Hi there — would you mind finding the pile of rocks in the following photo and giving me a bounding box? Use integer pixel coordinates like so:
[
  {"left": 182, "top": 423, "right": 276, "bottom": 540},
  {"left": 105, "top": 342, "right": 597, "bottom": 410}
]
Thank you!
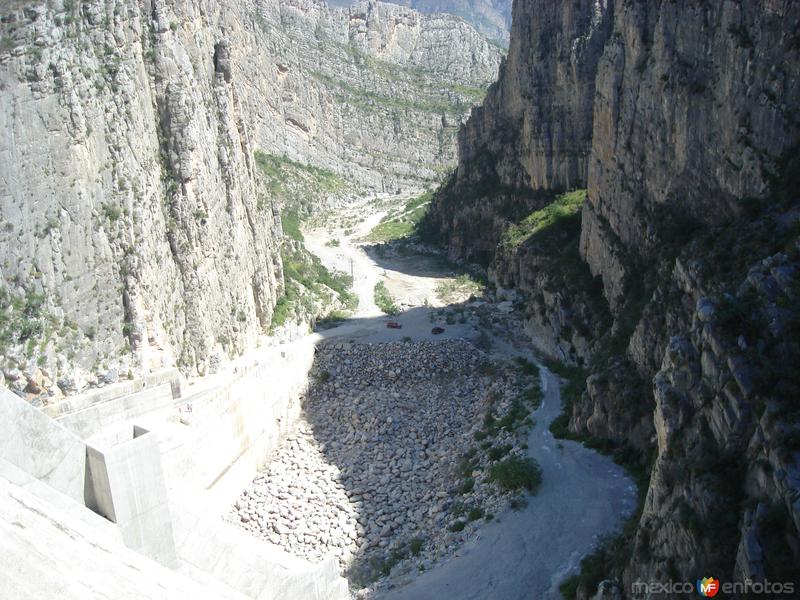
[{"left": 228, "top": 338, "right": 537, "bottom": 587}]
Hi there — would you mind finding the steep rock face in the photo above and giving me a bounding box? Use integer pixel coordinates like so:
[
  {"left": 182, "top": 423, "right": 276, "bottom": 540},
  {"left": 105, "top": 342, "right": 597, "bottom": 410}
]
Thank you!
[
  {"left": 327, "top": 0, "right": 513, "bottom": 46},
  {"left": 0, "top": 0, "right": 501, "bottom": 395},
  {"left": 0, "top": 0, "right": 284, "bottom": 386},
  {"left": 424, "top": 0, "right": 612, "bottom": 265},
  {"left": 458, "top": 0, "right": 611, "bottom": 191},
  {"left": 582, "top": 0, "right": 800, "bottom": 310},
  {"left": 425, "top": 0, "right": 800, "bottom": 592},
  {"left": 260, "top": 0, "right": 502, "bottom": 190}
]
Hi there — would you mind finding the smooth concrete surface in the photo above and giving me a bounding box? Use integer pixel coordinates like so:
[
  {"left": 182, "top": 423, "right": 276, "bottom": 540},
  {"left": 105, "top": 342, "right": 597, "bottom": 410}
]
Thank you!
[
  {"left": 42, "top": 367, "right": 183, "bottom": 419},
  {"left": 57, "top": 382, "right": 176, "bottom": 439},
  {"left": 143, "top": 337, "right": 318, "bottom": 513},
  {"left": 0, "top": 471, "right": 246, "bottom": 600},
  {"left": 173, "top": 501, "right": 349, "bottom": 600},
  {"left": 0, "top": 386, "right": 87, "bottom": 503},
  {"left": 0, "top": 457, "right": 120, "bottom": 540},
  {"left": 85, "top": 427, "right": 177, "bottom": 567}
]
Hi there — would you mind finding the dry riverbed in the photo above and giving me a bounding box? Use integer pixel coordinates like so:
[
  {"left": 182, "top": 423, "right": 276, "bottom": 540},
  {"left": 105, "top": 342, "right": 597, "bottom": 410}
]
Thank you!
[{"left": 227, "top": 338, "right": 542, "bottom": 591}]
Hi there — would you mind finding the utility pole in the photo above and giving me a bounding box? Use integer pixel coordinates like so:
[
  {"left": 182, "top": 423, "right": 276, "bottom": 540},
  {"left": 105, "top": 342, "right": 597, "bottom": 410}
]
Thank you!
[{"left": 350, "top": 257, "right": 354, "bottom": 281}]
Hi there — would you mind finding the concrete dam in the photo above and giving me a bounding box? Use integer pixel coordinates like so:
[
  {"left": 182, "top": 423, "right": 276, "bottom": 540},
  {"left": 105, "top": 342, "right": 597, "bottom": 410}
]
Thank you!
[{"left": 1, "top": 335, "right": 349, "bottom": 600}]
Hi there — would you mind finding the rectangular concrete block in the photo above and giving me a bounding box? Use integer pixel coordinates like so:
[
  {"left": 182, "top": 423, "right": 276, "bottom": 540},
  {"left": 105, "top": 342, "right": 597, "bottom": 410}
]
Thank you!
[
  {"left": 85, "top": 427, "right": 177, "bottom": 568},
  {"left": 58, "top": 383, "right": 176, "bottom": 439},
  {"left": 0, "top": 387, "right": 86, "bottom": 503}
]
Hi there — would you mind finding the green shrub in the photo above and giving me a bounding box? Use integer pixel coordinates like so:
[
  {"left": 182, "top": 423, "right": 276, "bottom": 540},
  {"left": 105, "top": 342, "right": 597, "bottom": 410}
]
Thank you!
[
  {"left": 501, "top": 190, "right": 587, "bottom": 249},
  {"left": 467, "top": 506, "right": 484, "bottom": 521},
  {"left": 102, "top": 203, "right": 121, "bottom": 222},
  {"left": 362, "top": 191, "right": 432, "bottom": 242},
  {"left": 410, "top": 538, "right": 424, "bottom": 556},
  {"left": 281, "top": 211, "right": 304, "bottom": 242},
  {"left": 488, "top": 444, "right": 512, "bottom": 461},
  {"left": 449, "top": 520, "right": 466, "bottom": 532},
  {"left": 488, "top": 456, "right": 542, "bottom": 493},
  {"left": 374, "top": 281, "right": 400, "bottom": 315},
  {"left": 458, "top": 477, "right": 475, "bottom": 494}
]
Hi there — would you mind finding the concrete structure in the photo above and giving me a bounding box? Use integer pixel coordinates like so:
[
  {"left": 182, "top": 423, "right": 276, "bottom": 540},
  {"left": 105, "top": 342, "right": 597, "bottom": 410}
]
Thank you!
[
  {"left": 0, "top": 338, "right": 349, "bottom": 600},
  {"left": 85, "top": 425, "right": 177, "bottom": 567},
  {"left": 0, "top": 461, "right": 248, "bottom": 600},
  {"left": 0, "top": 386, "right": 87, "bottom": 502}
]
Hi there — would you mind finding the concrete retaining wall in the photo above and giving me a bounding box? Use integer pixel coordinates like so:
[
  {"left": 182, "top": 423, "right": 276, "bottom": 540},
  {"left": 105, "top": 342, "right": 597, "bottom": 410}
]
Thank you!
[
  {"left": 58, "top": 382, "right": 176, "bottom": 439},
  {"left": 85, "top": 426, "right": 177, "bottom": 567},
  {"left": 42, "top": 368, "right": 183, "bottom": 419},
  {"left": 0, "top": 387, "right": 87, "bottom": 503},
  {"left": 157, "top": 338, "right": 318, "bottom": 511}
]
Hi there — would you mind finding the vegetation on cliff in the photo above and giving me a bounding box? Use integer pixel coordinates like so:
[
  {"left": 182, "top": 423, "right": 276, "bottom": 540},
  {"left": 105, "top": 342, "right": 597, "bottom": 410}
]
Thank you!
[
  {"left": 362, "top": 191, "right": 433, "bottom": 242},
  {"left": 501, "top": 190, "right": 587, "bottom": 249}
]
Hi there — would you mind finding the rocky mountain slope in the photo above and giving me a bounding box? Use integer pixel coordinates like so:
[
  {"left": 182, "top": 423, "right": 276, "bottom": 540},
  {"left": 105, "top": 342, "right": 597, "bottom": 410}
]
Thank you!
[
  {"left": 0, "top": 0, "right": 501, "bottom": 399},
  {"left": 423, "top": 0, "right": 800, "bottom": 594},
  {"left": 327, "top": 0, "right": 512, "bottom": 46}
]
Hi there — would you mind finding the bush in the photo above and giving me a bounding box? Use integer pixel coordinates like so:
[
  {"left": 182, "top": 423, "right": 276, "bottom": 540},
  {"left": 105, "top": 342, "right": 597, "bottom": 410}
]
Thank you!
[
  {"left": 362, "top": 191, "right": 432, "bottom": 242},
  {"left": 374, "top": 281, "right": 400, "bottom": 315},
  {"left": 488, "top": 456, "right": 542, "bottom": 493},
  {"left": 458, "top": 477, "right": 475, "bottom": 494},
  {"left": 467, "top": 506, "right": 484, "bottom": 521},
  {"left": 449, "top": 520, "right": 466, "bottom": 532},
  {"left": 410, "top": 538, "right": 423, "bottom": 556},
  {"left": 501, "top": 190, "right": 587, "bottom": 249},
  {"left": 281, "top": 211, "right": 304, "bottom": 242},
  {"left": 488, "top": 444, "right": 512, "bottom": 461}
]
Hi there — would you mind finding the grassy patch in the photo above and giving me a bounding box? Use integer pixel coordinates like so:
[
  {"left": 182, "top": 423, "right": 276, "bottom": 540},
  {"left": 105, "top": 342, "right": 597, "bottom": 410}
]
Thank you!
[
  {"left": 501, "top": 189, "right": 587, "bottom": 249},
  {"left": 254, "top": 150, "right": 349, "bottom": 216},
  {"left": 488, "top": 456, "right": 542, "bottom": 493},
  {"left": 458, "top": 477, "right": 475, "bottom": 494},
  {"left": 435, "top": 274, "right": 484, "bottom": 303},
  {"left": 543, "top": 357, "right": 589, "bottom": 439},
  {"left": 449, "top": 520, "right": 466, "bottom": 532},
  {"left": 270, "top": 248, "right": 358, "bottom": 331},
  {"left": 316, "top": 310, "right": 350, "bottom": 329},
  {"left": 281, "top": 211, "right": 304, "bottom": 242},
  {"left": 410, "top": 537, "right": 424, "bottom": 556},
  {"left": 488, "top": 444, "right": 512, "bottom": 461},
  {"left": 374, "top": 281, "right": 400, "bottom": 315},
  {"left": 467, "top": 506, "right": 485, "bottom": 521},
  {"left": 362, "top": 192, "right": 432, "bottom": 242}
]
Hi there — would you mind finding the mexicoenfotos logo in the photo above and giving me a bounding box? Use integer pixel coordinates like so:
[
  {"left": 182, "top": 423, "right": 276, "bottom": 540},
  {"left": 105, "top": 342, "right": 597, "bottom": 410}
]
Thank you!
[
  {"left": 633, "top": 577, "right": 794, "bottom": 596},
  {"left": 697, "top": 577, "right": 720, "bottom": 597}
]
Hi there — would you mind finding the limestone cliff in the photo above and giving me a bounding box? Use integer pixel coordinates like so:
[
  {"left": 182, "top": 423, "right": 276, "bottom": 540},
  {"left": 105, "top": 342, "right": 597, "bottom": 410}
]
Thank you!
[
  {"left": 328, "top": 0, "right": 513, "bottom": 46},
  {"left": 424, "top": 0, "right": 800, "bottom": 593},
  {"left": 0, "top": 0, "right": 501, "bottom": 398}
]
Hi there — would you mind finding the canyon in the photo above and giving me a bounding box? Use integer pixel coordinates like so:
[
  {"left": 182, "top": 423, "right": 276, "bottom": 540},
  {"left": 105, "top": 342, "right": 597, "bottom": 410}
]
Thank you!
[
  {"left": 423, "top": 0, "right": 800, "bottom": 596},
  {"left": 1, "top": 0, "right": 799, "bottom": 599},
  {"left": 0, "top": 0, "right": 501, "bottom": 394}
]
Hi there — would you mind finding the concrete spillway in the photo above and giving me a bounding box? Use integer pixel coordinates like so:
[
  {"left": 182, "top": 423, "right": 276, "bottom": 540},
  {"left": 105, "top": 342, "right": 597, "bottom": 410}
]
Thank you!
[{"left": 0, "top": 335, "right": 349, "bottom": 600}]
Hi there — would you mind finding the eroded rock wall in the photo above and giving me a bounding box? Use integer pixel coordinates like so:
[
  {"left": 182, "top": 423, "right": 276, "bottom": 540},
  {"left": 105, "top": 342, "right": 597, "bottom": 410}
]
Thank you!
[
  {"left": 425, "top": 0, "right": 800, "bottom": 592},
  {"left": 0, "top": 0, "right": 501, "bottom": 395}
]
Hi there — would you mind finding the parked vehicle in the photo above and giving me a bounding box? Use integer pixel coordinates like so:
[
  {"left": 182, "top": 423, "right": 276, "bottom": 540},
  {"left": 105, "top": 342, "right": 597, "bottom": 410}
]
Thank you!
[
  {"left": 386, "top": 321, "right": 402, "bottom": 329},
  {"left": 431, "top": 326, "right": 445, "bottom": 335}
]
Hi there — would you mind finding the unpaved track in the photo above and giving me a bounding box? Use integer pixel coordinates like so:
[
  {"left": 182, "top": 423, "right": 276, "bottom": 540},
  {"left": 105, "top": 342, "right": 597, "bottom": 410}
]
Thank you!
[{"left": 302, "top": 200, "right": 638, "bottom": 599}]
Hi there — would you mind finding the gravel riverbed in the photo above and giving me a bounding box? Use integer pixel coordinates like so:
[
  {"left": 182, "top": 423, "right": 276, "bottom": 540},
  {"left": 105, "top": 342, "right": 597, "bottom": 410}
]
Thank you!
[{"left": 227, "top": 338, "right": 540, "bottom": 589}]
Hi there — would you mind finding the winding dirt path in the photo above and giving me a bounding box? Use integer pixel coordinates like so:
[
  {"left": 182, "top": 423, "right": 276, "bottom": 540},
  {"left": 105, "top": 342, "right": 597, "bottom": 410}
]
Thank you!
[{"left": 301, "top": 200, "right": 638, "bottom": 599}]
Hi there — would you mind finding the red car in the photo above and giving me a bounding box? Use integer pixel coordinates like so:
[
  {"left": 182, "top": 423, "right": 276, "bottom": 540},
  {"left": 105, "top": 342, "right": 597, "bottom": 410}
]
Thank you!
[{"left": 386, "top": 321, "right": 402, "bottom": 329}]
